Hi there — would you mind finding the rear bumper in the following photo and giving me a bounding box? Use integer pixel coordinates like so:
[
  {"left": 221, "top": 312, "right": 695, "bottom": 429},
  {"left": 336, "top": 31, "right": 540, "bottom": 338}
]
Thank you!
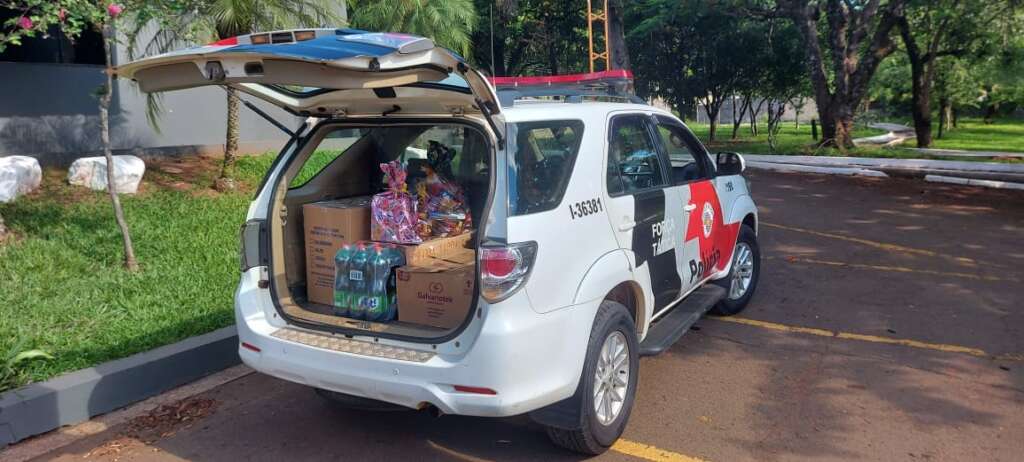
[{"left": 234, "top": 269, "right": 600, "bottom": 417}]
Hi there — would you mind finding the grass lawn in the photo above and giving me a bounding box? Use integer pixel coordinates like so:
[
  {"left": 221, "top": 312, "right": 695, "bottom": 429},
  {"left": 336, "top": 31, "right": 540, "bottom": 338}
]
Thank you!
[
  {"left": 928, "top": 118, "right": 1024, "bottom": 153},
  {"left": 0, "top": 153, "right": 282, "bottom": 392},
  {"left": 685, "top": 118, "right": 1024, "bottom": 159}
]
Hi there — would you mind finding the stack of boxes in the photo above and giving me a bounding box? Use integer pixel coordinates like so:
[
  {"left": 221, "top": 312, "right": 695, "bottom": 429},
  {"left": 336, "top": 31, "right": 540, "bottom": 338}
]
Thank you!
[{"left": 303, "top": 198, "right": 474, "bottom": 329}]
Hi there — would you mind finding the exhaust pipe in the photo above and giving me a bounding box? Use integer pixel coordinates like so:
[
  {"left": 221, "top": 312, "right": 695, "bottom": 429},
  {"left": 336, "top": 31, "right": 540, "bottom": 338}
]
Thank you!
[{"left": 423, "top": 403, "right": 445, "bottom": 418}]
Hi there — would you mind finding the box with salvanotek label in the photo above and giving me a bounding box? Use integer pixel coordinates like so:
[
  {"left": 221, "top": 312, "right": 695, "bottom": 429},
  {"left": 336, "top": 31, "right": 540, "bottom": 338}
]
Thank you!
[{"left": 396, "top": 249, "right": 475, "bottom": 329}]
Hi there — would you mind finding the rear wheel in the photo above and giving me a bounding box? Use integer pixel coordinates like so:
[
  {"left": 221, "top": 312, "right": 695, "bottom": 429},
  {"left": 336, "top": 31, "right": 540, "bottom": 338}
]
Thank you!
[
  {"left": 711, "top": 224, "right": 760, "bottom": 316},
  {"left": 546, "top": 300, "right": 639, "bottom": 455}
]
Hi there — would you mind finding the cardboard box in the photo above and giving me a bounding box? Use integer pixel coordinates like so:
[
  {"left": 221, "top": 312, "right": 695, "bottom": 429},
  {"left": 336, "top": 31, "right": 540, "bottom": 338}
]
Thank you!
[
  {"left": 387, "top": 231, "right": 473, "bottom": 267},
  {"left": 396, "top": 255, "right": 475, "bottom": 329},
  {"left": 303, "top": 197, "right": 371, "bottom": 306}
]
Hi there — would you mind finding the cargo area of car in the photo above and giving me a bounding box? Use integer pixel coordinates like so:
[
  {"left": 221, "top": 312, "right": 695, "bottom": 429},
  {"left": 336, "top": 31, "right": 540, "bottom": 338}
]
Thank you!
[{"left": 266, "top": 121, "right": 492, "bottom": 340}]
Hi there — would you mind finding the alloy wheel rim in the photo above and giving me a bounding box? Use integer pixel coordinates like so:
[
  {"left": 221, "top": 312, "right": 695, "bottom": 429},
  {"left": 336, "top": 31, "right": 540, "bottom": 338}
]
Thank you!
[
  {"left": 728, "top": 242, "right": 755, "bottom": 300},
  {"left": 593, "top": 330, "right": 630, "bottom": 426}
]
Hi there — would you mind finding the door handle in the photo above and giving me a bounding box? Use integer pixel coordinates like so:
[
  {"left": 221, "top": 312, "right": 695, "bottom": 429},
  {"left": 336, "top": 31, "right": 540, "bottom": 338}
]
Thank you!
[
  {"left": 618, "top": 221, "right": 637, "bottom": 231},
  {"left": 683, "top": 203, "right": 697, "bottom": 212}
]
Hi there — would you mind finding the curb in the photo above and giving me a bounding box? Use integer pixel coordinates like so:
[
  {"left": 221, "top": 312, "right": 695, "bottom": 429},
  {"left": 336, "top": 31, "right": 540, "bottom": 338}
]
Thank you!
[
  {"left": 0, "top": 326, "right": 240, "bottom": 448},
  {"left": 924, "top": 174, "right": 1024, "bottom": 191},
  {"left": 747, "top": 161, "right": 888, "bottom": 177},
  {"left": 744, "top": 154, "right": 1024, "bottom": 183},
  {"left": 908, "top": 148, "right": 1024, "bottom": 159}
]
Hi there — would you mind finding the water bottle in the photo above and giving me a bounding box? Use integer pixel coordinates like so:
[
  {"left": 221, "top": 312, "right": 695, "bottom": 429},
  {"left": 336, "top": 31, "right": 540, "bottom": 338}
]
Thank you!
[
  {"left": 366, "top": 244, "right": 390, "bottom": 322},
  {"left": 348, "top": 243, "right": 370, "bottom": 320},
  {"left": 333, "top": 244, "right": 355, "bottom": 316},
  {"left": 383, "top": 244, "right": 406, "bottom": 321}
]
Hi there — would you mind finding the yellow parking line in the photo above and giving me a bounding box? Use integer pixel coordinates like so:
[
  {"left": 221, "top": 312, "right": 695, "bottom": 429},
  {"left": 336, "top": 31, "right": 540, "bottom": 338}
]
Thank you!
[
  {"left": 613, "top": 439, "right": 710, "bottom": 462},
  {"left": 767, "top": 256, "right": 1017, "bottom": 283},
  {"left": 708, "top": 316, "right": 1024, "bottom": 361},
  {"left": 760, "top": 222, "right": 977, "bottom": 266}
]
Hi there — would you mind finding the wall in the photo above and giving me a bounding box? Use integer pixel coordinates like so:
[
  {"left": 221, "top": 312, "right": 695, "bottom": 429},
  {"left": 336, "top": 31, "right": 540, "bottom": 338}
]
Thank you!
[{"left": 0, "top": 1, "right": 351, "bottom": 166}]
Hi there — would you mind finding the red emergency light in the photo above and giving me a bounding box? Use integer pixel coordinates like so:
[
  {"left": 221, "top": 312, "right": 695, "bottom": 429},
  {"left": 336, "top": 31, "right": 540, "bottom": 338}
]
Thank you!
[
  {"left": 489, "top": 69, "right": 633, "bottom": 87},
  {"left": 489, "top": 69, "right": 639, "bottom": 107}
]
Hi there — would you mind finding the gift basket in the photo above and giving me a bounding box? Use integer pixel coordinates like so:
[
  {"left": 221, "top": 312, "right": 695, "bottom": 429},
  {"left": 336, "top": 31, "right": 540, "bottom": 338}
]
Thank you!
[
  {"left": 414, "top": 141, "right": 473, "bottom": 239},
  {"left": 371, "top": 161, "right": 422, "bottom": 244}
]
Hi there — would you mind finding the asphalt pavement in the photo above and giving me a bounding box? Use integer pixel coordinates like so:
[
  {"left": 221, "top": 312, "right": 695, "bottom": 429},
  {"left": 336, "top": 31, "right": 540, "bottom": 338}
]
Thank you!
[{"left": 17, "top": 170, "right": 1024, "bottom": 462}]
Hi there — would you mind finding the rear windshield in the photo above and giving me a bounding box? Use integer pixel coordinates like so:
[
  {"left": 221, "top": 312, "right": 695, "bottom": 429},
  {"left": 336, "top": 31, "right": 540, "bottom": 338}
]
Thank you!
[{"left": 508, "top": 120, "right": 584, "bottom": 216}]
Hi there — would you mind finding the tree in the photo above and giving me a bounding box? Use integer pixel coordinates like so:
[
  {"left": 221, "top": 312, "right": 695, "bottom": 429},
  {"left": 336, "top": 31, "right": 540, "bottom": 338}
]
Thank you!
[
  {"left": 470, "top": 0, "right": 588, "bottom": 76},
  {"left": 348, "top": 0, "right": 477, "bottom": 57},
  {"left": 974, "top": 34, "right": 1024, "bottom": 123},
  {"left": 627, "top": 0, "right": 780, "bottom": 141},
  {"left": 759, "top": 18, "right": 810, "bottom": 151},
  {"left": 2, "top": 1, "right": 139, "bottom": 269},
  {"left": 775, "top": 0, "right": 906, "bottom": 150},
  {"left": 124, "top": 0, "right": 341, "bottom": 192},
  {"left": 895, "top": 0, "right": 1013, "bottom": 147}
]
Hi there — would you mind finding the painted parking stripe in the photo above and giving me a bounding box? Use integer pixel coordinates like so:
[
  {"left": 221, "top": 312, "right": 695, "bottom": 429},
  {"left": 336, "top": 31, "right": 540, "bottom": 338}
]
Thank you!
[
  {"left": 613, "top": 439, "right": 710, "bottom": 462},
  {"left": 766, "top": 256, "right": 1018, "bottom": 283},
  {"left": 709, "top": 316, "right": 1023, "bottom": 362},
  {"left": 760, "top": 222, "right": 979, "bottom": 267}
]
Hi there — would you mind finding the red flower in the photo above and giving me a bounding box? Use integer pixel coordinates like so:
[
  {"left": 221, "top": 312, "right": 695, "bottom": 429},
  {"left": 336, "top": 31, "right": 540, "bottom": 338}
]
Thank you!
[
  {"left": 17, "top": 16, "right": 33, "bottom": 30},
  {"left": 107, "top": 3, "right": 123, "bottom": 18}
]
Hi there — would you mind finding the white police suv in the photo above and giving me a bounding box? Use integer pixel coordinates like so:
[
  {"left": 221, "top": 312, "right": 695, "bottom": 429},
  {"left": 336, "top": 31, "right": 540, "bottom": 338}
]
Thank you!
[{"left": 118, "top": 29, "right": 760, "bottom": 454}]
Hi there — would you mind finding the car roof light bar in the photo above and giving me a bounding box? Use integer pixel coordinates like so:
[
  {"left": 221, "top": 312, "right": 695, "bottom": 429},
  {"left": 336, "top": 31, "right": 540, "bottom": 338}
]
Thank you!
[{"left": 488, "top": 70, "right": 641, "bottom": 107}]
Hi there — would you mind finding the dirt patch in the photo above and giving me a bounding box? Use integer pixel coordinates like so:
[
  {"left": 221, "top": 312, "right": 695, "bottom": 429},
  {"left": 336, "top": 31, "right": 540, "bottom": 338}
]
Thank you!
[
  {"left": 144, "top": 155, "right": 223, "bottom": 192},
  {"left": 79, "top": 397, "right": 220, "bottom": 460},
  {"left": 124, "top": 397, "right": 218, "bottom": 443},
  {"left": 22, "top": 154, "right": 248, "bottom": 205}
]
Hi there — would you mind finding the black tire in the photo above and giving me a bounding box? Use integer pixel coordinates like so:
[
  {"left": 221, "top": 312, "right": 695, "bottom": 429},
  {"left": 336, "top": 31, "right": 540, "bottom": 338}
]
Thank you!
[
  {"left": 314, "top": 388, "right": 411, "bottom": 412},
  {"left": 711, "top": 224, "right": 760, "bottom": 316},
  {"left": 546, "top": 300, "right": 639, "bottom": 455}
]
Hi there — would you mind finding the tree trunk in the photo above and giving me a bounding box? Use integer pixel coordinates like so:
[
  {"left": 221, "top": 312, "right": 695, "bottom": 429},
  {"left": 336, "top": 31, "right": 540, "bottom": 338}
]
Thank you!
[
  {"left": 731, "top": 95, "right": 750, "bottom": 139},
  {"left": 607, "top": 0, "right": 631, "bottom": 71},
  {"left": 898, "top": 17, "right": 934, "bottom": 148},
  {"left": 937, "top": 97, "right": 951, "bottom": 139},
  {"left": 101, "top": 24, "right": 139, "bottom": 272},
  {"left": 0, "top": 212, "right": 7, "bottom": 241},
  {"left": 749, "top": 98, "right": 765, "bottom": 136},
  {"left": 766, "top": 100, "right": 787, "bottom": 152},
  {"left": 908, "top": 73, "right": 933, "bottom": 147},
  {"left": 216, "top": 88, "right": 240, "bottom": 191},
  {"left": 703, "top": 100, "right": 722, "bottom": 142},
  {"left": 834, "top": 115, "right": 854, "bottom": 152},
  {"left": 818, "top": 102, "right": 855, "bottom": 150}
]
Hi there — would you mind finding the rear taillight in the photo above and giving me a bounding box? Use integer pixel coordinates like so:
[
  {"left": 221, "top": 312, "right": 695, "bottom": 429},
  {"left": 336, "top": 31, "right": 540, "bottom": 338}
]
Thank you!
[
  {"left": 240, "top": 219, "right": 267, "bottom": 272},
  {"left": 479, "top": 242, "right": 537, "bottom": 303}
]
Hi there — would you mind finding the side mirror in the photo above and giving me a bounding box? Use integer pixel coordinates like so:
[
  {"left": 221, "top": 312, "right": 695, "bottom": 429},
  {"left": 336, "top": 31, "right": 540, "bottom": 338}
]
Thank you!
[{"left": 716, "top": 152, "right": 745, "bottom": 176}]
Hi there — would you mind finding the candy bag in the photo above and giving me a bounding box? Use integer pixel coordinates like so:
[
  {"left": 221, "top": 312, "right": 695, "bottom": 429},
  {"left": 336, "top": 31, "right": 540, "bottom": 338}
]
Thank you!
[
  {"left": 414, "top": 141, "right": 472, "bottom": 239},
  {"left": 371, "top": 161, "right": 421, "bottom": 244}
]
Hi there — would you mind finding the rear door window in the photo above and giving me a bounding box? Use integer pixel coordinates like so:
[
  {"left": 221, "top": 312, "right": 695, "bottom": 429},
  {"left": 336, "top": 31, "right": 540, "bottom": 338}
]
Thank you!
[
  {"left": 509, "top": 120, "right": 585, "bottom": 216},
  {"left": 607, "top": 115, "right": 667, "bottom": 195}
]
